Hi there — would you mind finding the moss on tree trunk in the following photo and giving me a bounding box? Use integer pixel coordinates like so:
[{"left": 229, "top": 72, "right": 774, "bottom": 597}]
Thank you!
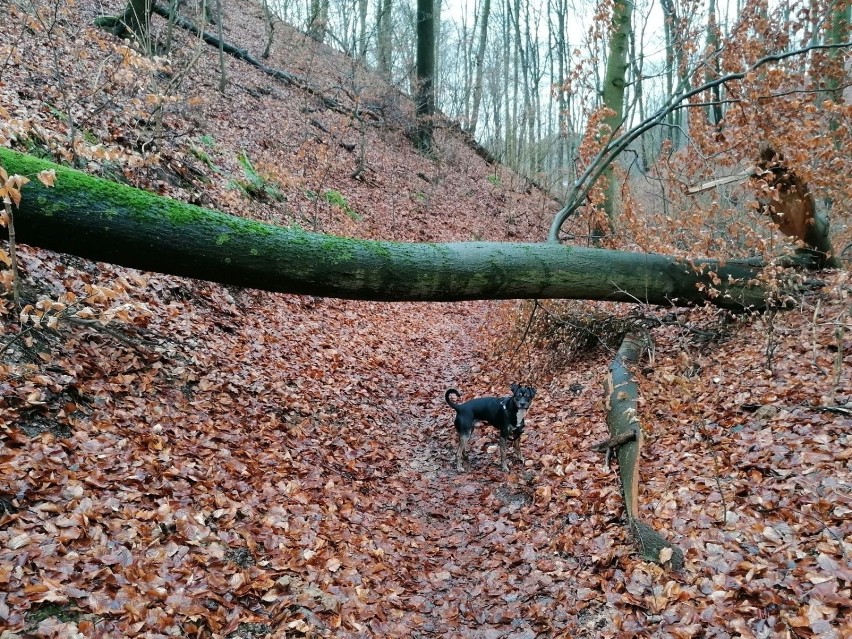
[{"left": 0, "top": 148, "right": 771, "bottom": 309}]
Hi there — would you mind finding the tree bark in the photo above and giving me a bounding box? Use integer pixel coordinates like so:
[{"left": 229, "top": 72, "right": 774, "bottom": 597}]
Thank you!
[
  {"left": 357, "top": 0, "right": 368, "bottom": 61},
  {"left": 0, "top": 148, "right": 772, "bottom": 309},
  {"left": 658, "top": 0, "right": 684, "bottom": 148},
  {"left": 215, "top": 0, "right": 226, "bottom": 93},
  {"left": 261, "top": 0, "right": 275, "bottom": 59},
  {"left": 415, "top": 0, "right": 436, "bottom": 152},
  {"left": 94, "top": 0, "right": 154, "bottom": 44},
  {"left": 599, "top": 0, "right": 633, "bottom": 234},
  {"left": 376, "top": 0, "right": 393, "bottom": 78},
  {"left": 306, "top": 0, "right": 329, "bottom": 43},
  {"left": 468, "top": 0, "right": 492, "bottom": 136},
  {"left": 705, "top": 0, "right": 723, "bottom": 126},
  {"left": 755, "top": 148, "right": 841, "bottom": 269},
  {"left": 604, "top": 332, "right": 685, "bottom": 569}
]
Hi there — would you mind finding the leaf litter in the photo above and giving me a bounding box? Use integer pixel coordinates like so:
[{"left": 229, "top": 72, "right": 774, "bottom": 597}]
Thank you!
[{"left": 0, "top": 0, "right": 850, "bottom": 637}]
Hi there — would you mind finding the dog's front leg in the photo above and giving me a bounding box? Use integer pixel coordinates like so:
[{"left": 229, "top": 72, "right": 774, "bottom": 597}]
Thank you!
[
  {"left": 499, "top": 437, "right": 509, "bottom": 471},
  {"left": 513, "top": 434, "right": 524, "bottom": 464}
]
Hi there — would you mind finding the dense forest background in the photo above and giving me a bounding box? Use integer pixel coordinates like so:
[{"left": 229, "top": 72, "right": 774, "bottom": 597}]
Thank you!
[{"left": 280, "top": 0, "right": 852, "bottom": 246}]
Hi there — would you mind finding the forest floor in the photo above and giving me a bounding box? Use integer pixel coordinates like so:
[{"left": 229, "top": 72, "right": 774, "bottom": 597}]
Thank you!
[{"left": 1, "top": 0, "right": 851, "bottom": 638}]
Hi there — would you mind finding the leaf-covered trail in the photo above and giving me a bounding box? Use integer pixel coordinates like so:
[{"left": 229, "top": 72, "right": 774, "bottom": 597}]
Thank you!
[
  {"left": 212, "top": 290, "right": 580, "bottom": 638},
  {"left": 355, "top": 305, "right": 545, "bottom": 637},
  {"left": 278, "top": 295, "right": 577, "bottom": 638},
  {"left": 4, "top": 281, "right": 587, "bottom": 637}
]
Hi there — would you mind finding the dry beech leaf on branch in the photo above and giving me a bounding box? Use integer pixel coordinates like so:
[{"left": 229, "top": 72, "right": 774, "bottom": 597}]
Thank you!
[{"left": 37, "top": 169, "right": 56, "bottom": 187}]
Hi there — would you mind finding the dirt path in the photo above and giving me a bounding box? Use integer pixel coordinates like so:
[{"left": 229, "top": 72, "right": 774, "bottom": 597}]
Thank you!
[{"left": 346, "top": 300, "right": 572, "bottom": 638}]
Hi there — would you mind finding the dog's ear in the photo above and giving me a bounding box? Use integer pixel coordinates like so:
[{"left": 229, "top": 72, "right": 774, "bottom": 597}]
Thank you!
[
  {"left": 529, "top": 387, "right": 537, "bottom": 397},
  {"left": 510, "top": 383, "right": 520, "bottom": 393}
]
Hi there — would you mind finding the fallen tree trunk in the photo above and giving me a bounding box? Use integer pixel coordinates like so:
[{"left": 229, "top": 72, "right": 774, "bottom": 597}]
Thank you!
[
  {"left": 602, "top": 331, "right": 685, "bottom": 569},
  {"left": 0, "top": 148, "right": 772, "bottom": 309},
  {"left": 149, "top": 3, "right": 303, "bottom": 87}
]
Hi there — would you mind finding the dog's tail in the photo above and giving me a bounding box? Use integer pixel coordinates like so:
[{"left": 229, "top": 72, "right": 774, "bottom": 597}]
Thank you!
[{"left": 445, "top": 388, "right": 461, "bottom": 409}]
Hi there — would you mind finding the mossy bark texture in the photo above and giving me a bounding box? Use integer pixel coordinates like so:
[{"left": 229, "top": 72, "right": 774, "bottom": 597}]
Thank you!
[
  {"left": 94, "top": 0, "right": 153, "bottom": 39},
  {"left": 0, "top": 148, "right": 769, "bottom": 308}
]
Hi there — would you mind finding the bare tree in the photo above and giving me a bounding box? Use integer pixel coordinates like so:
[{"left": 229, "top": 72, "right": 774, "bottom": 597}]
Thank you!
[
  {"left": 468, "top": 0, "right": 492, "bottom": 136},
  {"left": 307, "top": 0, "right": 329, "bottom": 43},
  {"left": 704, "top": 0, "right": 724, "bottom": 126},
  {"left": 357, "top": 0, "right": 368, "bottom": 61},
  {"left": 415, "top": 0, "right": 436, "bottom": 151},
  {"left": 261, "top": 0, "right": 277, "bottom": 59},
  {"left": 216, "top": 0, "right": 226, "bottom": 92}
]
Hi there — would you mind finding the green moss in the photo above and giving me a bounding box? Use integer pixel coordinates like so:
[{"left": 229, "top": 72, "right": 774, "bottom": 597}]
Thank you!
[
  {"left": 82, "top": 129, "right": 99, "bottom": 145},
  {"left": 0, "top": 149, "right": 449, "bottom": 274},
  {"left": 0, "top": 149, "right": 285, "bottom": 244},
  {"left": 366, "top": 242, "right": 392, "bottom": 259},
  {"left": 190, "top": 146, "right": 219, "bottom": 173},
  {"left": 47, "top": 105, "right": 69, "bottom": 123},
  {"left": 319, "top": 235, "right": 355, "bottom": 263},
  {"left": 12, "top": 155, "right": 306, "bottom": 268},
  {"left": 323, "top": 189, "right": 360, "bottom": 221},
  {"left": 27, "top": 602, "right": 81, "bottom": 625},
  {"left": 233, "top": 150, "right": 285, "bottom": 202}
]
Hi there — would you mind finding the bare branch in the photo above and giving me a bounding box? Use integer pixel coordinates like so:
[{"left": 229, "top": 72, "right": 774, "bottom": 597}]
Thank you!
[{"left": 548, "top": 41, "right": 852, "bottom": 242}]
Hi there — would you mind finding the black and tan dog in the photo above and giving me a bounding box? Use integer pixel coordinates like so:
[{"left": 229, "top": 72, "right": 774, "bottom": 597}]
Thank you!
[{"left": 445, "top": 384, "right": 537, "bottom": 471}]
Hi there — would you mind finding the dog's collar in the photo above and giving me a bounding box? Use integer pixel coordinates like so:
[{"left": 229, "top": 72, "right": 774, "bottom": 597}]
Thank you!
[{"left": 500, "top": 397, "right": 518, "bottom": 415}]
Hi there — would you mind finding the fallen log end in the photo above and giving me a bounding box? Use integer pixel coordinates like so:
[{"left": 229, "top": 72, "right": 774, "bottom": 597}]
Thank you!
[{"left": 629, "top": 518, "right": 685, "bottom": 571}]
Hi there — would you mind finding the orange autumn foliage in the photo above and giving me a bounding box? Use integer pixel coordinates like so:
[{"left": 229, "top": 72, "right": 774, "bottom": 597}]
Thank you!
[{"left": 754, "top": 146, "right": 815, "bottom": 242}]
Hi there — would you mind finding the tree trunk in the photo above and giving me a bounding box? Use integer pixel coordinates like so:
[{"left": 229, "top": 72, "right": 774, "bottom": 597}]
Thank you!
[
  {"left": 600, "top": 0, "right": 633, "bottom": 234},
  {"left": 414, "top": 0, "right": 436, "bottom": 152},
  {"left": 629, "top": 27, "right": 649, "bottom": 172},
  {"left": 601, "top": 332, "right": 685, "bottom": 569},
  {"left": 215, "top": 0, "right": 226, "bottom": 92},
  {"left": 468, "top": 0, "right": 492, "bottom": 136},
  {"left": 755, "top": 147, "right": 841, "bottom": 269},
  {"left": 376, "top": 0, "right": 393, "bottom": 78},
  {"left": 94, "top": 0, "right": 154, "bottom": 45},
  {"left": 0, "top": 148, "right": 772, "bottom": 309},
  {"left": 705, "top": 0, "right": 723, "bottom": 126},
  {"left": 824, "top": 2, "right": 850, "bottom": 137},
  {"left": 261, "top": 0, "right": 275, "bottom": 60},
  {"left": 357, "top": 0, "right": 368, "bottom": 61},
  {"left": 307, "top": 0, "right": 329, "bottom": 43},
  {"left": 659, "top": 0, "right": 682, "bottom": 148},
  {"left": 552, "top": 0, "right": 569, "bottom": 178},
  {"left": 508, "top": 0, "right": 532, "bottom": 173}
]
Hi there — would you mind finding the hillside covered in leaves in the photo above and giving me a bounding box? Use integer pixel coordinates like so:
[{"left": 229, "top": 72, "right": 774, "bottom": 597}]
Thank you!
[{"left": 0, "top": 0, "right": 850, "bottom": 638}]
